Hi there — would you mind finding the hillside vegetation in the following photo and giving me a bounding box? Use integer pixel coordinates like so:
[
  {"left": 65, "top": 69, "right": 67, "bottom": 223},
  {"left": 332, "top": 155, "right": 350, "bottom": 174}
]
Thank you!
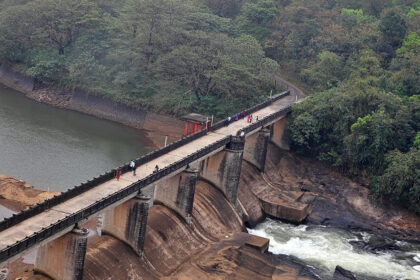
[
  {"left": 0, "top": 0, "right": 418, "bottom": 213},
  {"left": 0, "top": 0, "right": 280, "bottom": 118},
  {"left": 270, "top": 0, "right": 419, "bottom": 214}
]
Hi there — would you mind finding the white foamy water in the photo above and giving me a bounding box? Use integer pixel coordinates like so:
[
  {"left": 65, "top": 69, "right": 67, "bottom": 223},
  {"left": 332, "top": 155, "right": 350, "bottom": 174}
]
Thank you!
[{"left": 248, "top": 219, "right": 420, "bottom": 280}]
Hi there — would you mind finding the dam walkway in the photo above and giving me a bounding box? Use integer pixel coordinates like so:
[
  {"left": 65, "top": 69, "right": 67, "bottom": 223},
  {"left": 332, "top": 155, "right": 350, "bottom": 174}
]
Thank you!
[{"left": 0, "top": 90, "right": 298, "bottom": 266}]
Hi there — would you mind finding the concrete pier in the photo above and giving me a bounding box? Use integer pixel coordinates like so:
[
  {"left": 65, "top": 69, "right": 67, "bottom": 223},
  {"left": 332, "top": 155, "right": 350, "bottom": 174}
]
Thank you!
[
  {"left": 199, "top": 136, "right": 244, "bottom": 205},
  {"left": 244, "top": 127, "right": 271, "bottom": 172},
  {"left": 34, "top": 226, "right": 88, "bottom": 280},
  {"left": 154, "top": 167, "right": 198, "bottom": 223},
  {"left": 271, "top": 118, "right": 289, "bottom": 150},
  {"left": 102, "top": 194, "right": 149, "bottom": 255}
]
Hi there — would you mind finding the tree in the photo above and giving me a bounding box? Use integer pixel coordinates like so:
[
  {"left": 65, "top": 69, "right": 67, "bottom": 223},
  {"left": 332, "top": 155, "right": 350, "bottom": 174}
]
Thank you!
[
  {"left": 301, "top": 51, "right": 344, "bottom": 89},
  {"left": 371, "top": 148, "right": 420, "bottom": 214},
  {"left": 236, "top": 0, "right": 277, "bottom": 42},
  {"left": 0, "top": 4, "right": 37, "bottom": 61},
  {"left": 379, "top": 10, "right": 407, "bottom": 49},
  {"left": 414, "top": 132, "right": 420, "bottom": 149},
  {"left": 201, "top": 0, "right": 242, "bottom": 18},
  {"left": 30, "top": 0, "right": 101, "bottom": 55}
]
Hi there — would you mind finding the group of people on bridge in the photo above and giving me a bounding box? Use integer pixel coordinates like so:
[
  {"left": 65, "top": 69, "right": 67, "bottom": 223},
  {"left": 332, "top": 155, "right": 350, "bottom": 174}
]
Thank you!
[
  {"left": 114, "top": 161, "right": 159, "bottom": 181},
  {"left": 225, "top": 111, "right": 258, "bottom": 127},
  {"left": 115, "top": 109, "right": 261, "bottom": 181}
]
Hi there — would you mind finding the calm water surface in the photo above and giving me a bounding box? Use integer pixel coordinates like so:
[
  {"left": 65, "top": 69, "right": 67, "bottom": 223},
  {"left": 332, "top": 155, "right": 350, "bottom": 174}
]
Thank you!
[{"left": 0, "top": 84, "right": 153, "bottom": 191}]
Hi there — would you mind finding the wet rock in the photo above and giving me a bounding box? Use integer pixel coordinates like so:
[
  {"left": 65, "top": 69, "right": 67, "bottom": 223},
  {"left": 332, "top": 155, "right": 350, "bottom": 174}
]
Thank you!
[
  {"left": 333, "top": 265, "right": 357, "bottom": 280},
  {"left": 363, "top": 236, "right": 400, "bottom": 252}
]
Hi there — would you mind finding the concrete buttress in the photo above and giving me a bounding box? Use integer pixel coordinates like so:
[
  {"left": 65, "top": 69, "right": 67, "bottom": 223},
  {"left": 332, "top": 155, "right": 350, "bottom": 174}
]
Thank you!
[
  {"left": 154, "top": 167, "right": 198, "bottom": 223},
  {"left": 102, "top": 194, "right": 149, "bottom": 255},
  {"left": 270, "top": 118, "right": 289, "bottom": 150},
  {"left": 34, "top": 226, "right": 88, "bottom": 280},
  {"left": 243, "top": 127, "right": 271, "bottom": 172},
  {"left": 199, "top": 136, "right": 244, "bottom": 205}
]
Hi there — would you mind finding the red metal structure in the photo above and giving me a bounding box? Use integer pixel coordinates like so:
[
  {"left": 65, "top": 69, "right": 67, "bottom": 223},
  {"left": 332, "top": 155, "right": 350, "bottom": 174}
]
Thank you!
[{"left": 181, "top": 113, "right": 210, "bottom": 137}]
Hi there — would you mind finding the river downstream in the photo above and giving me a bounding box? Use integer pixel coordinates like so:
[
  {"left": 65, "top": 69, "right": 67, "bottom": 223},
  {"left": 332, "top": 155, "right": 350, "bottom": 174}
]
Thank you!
[
  {"left": 249, "top": 219, "right": 420, "bottom": 280},
  {"left": 0, "top": 84, "right": 152, "bottom": 191}
]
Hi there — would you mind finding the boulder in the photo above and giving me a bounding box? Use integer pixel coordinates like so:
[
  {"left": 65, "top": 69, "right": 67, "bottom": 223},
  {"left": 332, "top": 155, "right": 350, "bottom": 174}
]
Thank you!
[{"left": 333, "top": 265, "right": 357, "bottom": 280}]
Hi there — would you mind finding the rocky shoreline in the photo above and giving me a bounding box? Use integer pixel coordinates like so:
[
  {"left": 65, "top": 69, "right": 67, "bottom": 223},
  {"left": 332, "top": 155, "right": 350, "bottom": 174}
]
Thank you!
[{"left": 0, "top": 63, "right": 184, "bottom": 148}]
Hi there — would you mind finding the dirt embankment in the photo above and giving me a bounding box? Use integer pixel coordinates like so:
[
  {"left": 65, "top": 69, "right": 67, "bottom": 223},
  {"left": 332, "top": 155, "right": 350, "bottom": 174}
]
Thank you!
[
  {"left": 0, "top": 63, "right": 184, "bottom": 147},
  {"left": 238, "top": 143, "right": 420, "bottom": 241},
  {"left": 0, "top": 175, "right": 58, "bottom": 212}
]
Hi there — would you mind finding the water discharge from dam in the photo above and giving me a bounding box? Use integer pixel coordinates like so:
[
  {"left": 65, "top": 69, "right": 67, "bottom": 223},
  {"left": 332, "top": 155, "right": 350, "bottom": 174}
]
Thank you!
[
  {"left": 0, "top": 84, "right": 152, "bottom": 191},
  {"left": 249, "top": 218, "right": 420, "bottom": 280}
]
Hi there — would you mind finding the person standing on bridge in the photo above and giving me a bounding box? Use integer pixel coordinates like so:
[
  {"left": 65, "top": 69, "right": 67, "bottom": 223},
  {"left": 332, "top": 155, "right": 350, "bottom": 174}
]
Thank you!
[
  {"left": 225, "top": 116, "right": 231, "bottom": 126},
  {"left": 234, "top": 114, "right": 239, "bottom": 121},
  {"left": 247, "top": 115, "right": 250, "bottom": 123},
  {"left": 130, "top": 160, "right": 136, "bottom": 176},
  {"left": 115, "top": 169, "right": 121, "bottom": 181},
  {"left": 153, "top": 165, "right": 159, "bottom": 173}
]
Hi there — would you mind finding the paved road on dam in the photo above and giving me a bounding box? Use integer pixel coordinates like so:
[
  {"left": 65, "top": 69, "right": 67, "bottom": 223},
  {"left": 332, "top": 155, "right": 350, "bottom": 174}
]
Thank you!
[{"left": 0, "top": 91, "right": 299, "bottom": 258}]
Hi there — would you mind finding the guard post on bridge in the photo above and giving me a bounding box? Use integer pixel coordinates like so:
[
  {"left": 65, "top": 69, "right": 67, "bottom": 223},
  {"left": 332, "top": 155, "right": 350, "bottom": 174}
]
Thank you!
[{"left": 181, "top": 113, "right": 210, "bottom": 137}]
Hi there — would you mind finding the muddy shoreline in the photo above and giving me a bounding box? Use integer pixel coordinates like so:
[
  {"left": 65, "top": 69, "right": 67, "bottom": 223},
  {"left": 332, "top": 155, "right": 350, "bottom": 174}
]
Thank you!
[{"left": 0, "top": 63, "right": 184, "bottom": 148}]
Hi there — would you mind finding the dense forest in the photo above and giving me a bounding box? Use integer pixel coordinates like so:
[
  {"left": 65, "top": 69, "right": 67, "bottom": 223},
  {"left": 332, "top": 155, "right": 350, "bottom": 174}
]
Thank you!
[
  {"left": 0, "top": 0, "right": 419, "bottom": 214},
  {"left": 0, "top": 0, "right": 280, "bottom": 117}
]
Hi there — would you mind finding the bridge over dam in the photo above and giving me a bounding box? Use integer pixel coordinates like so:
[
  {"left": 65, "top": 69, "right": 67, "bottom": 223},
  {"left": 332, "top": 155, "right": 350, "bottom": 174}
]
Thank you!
[{"left": 0, "top": 90, "right": 303, "bottom": 279}]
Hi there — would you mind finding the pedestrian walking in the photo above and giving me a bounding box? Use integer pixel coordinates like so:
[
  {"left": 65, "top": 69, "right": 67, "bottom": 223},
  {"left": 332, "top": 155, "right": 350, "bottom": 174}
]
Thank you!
[
  {"left": 153, "top": 165, "right": 159, "bottom": 173},
  {"left": 247, "top": 115, "right": 250, "bottom": 123},
  {"left": 241, "top": 111, "right": 245, "bottom": 119},
  {"left": 250, "top": 114, "right": 253, "bottom": 123},
  {"left": 256, "top": 116, "right": 259, "bottom": 121},
  {"left": 129, "top": 160, "right": 136, "bottom": 176},
  {"left": 225, "top": 116, "right": 231, "bottom": 126},
  {"left": 115, "top": 169, "right": 121, "bottom": 181},
  {"left": 234, "top": 114, "right": 239, "bottom": 121}
]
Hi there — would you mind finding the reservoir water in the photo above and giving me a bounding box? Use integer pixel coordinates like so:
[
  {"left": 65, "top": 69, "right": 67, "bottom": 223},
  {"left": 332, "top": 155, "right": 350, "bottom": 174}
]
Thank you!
[{"left": 0, "top": 84, "right": 153, "bottom": 191}]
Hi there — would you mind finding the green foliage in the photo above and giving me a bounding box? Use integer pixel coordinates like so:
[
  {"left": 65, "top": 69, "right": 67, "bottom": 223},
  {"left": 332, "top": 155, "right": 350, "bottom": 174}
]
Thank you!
[
  {"left": 379, "top": 10, "right": 407, "bottom": 49},
  {"left": 350, "top": 114, "right": 372, "bottom": 132},
  {"left": 397, "top": 32, "right": 420, "bottom": 54},
  {"left": 236, "top": 0, "right": 277, "bottom": 42},
  {"left": 301, "top": 51, "right": 344, "bottom": 90},
  {"left": 414, "top": 132, "right": 420, "bottom": 149},
  {"left": 371, "top": 148, "right": 420, "bottom": 214},
  {"left": 0, "top": 0, "right": 281, "bottom": 118},
  {"left": 288, "top": 88, "right": 415, "bottom": 175}
]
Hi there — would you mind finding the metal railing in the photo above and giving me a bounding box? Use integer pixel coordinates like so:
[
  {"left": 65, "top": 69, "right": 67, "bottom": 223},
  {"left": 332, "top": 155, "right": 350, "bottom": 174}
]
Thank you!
[
  {"left": 210, "top": 91, "right": 290, "bottom": 131},
  {"left": 0, "top": 90, "right": 290, "bottom": 233},
  {"left": 0, "top": 89, "right": 293, "bottom": 264},
  {"left": 239, "top": 106, "right": 292, "bottom": 135},
  {"left": 0, "top": 135, "right": 231, "bottom": 264}
]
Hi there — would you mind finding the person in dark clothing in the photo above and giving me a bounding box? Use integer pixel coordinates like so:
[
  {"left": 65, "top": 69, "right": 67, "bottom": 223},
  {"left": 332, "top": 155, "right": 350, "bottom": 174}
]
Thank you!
[
  {"left": 129, "top": 160, "right": 136, "bottom": 176},
  {"left": 153, "top": 165, "right": 159, "bottom": 173},
  {"left": 225, "top": 116, "right": 231, "bottom": 126}
]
